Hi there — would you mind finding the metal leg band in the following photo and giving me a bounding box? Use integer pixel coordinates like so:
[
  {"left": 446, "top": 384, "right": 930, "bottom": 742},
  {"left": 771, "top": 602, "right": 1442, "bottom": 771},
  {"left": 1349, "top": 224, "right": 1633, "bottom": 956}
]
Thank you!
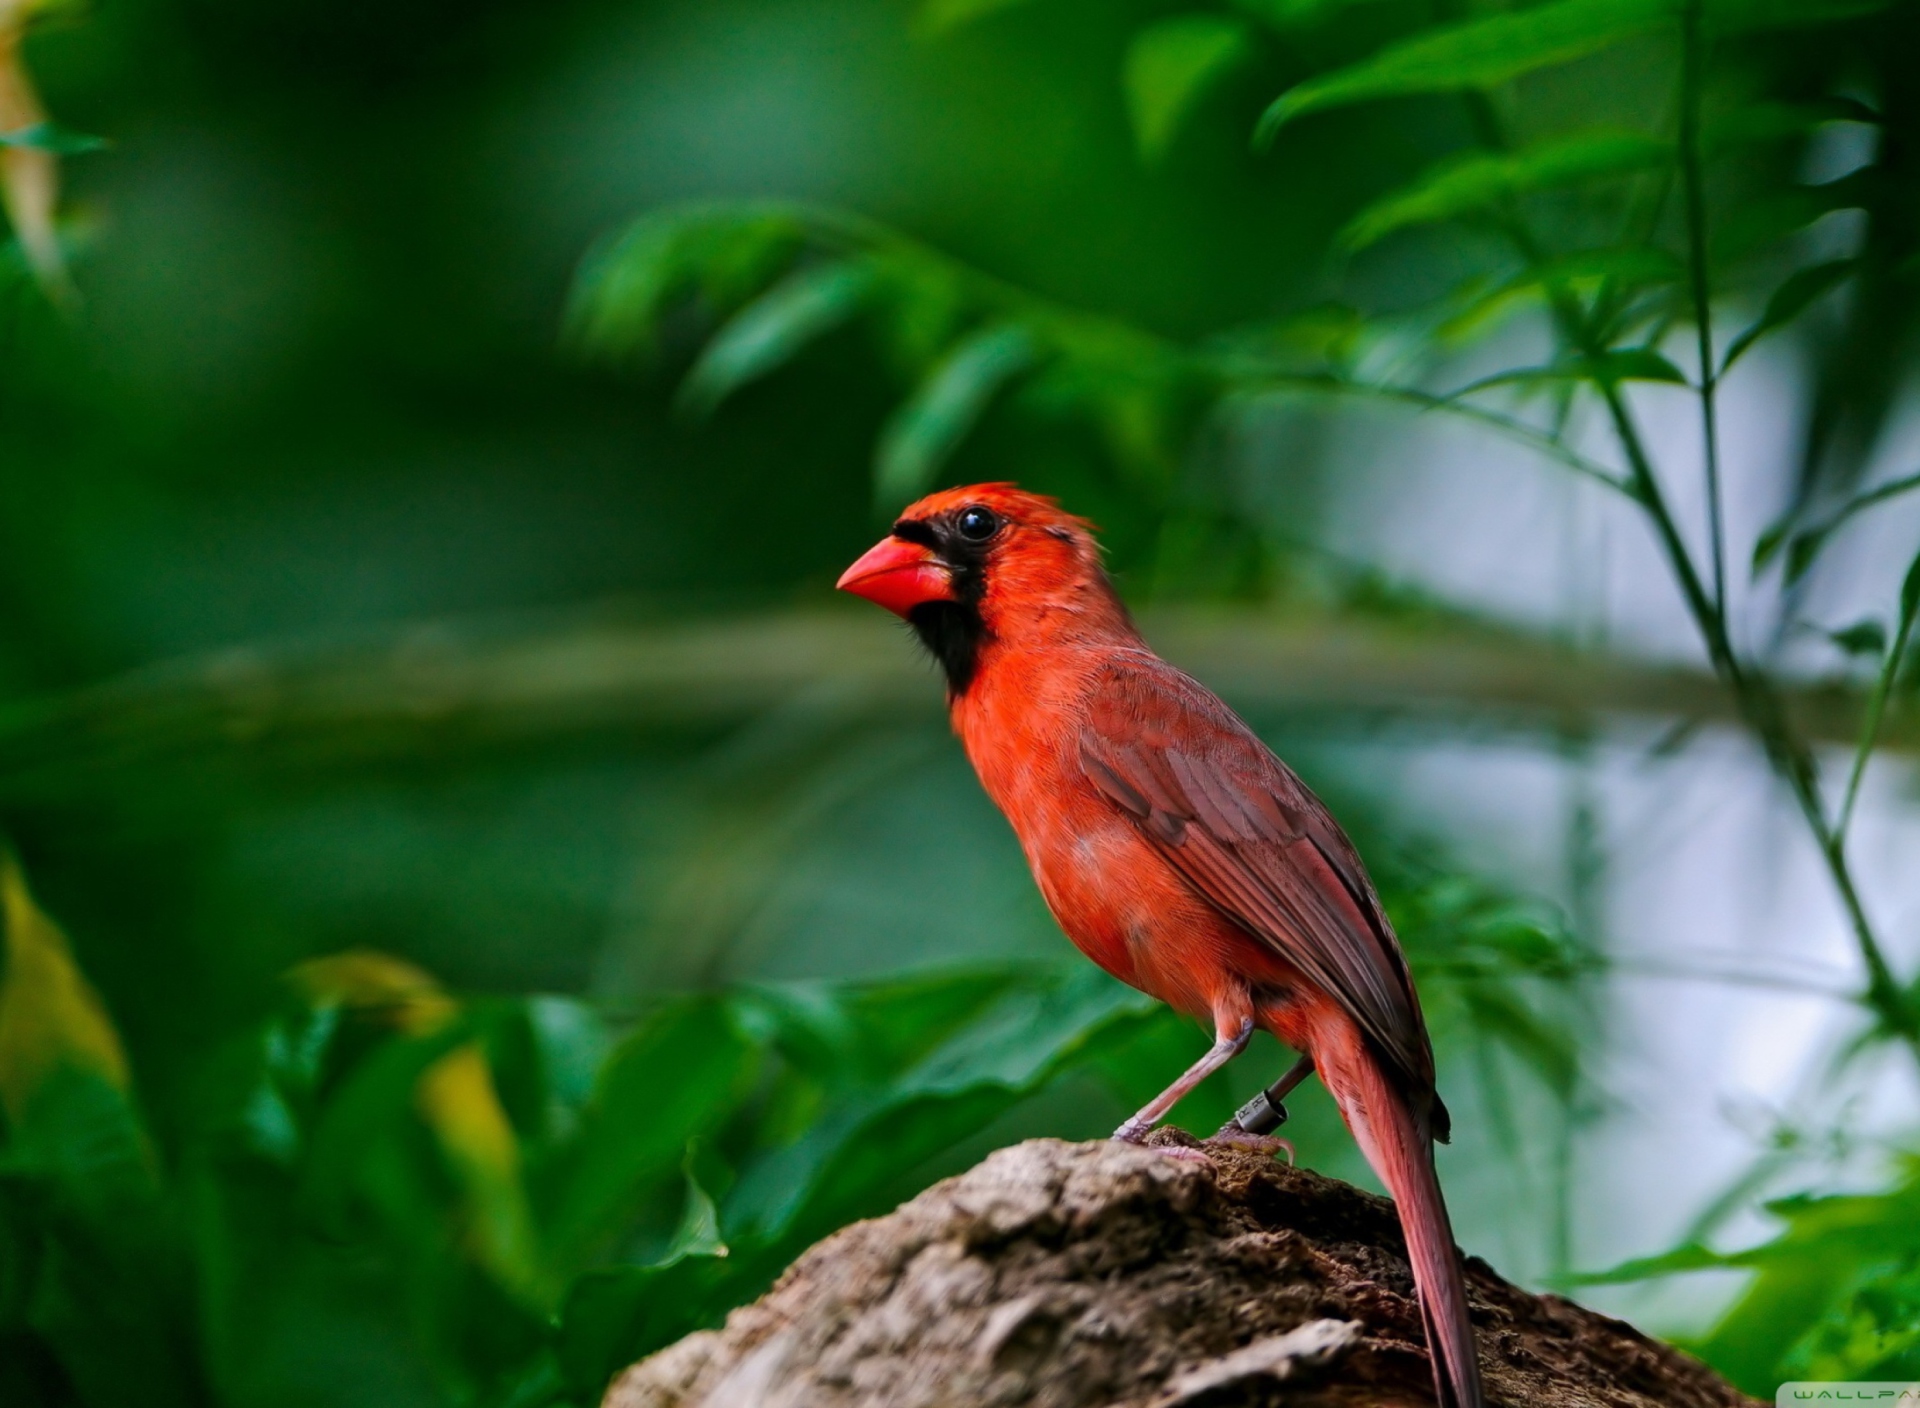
[{"left": 1233, "top": 1090, "right": 1287, "bottom": 1135}]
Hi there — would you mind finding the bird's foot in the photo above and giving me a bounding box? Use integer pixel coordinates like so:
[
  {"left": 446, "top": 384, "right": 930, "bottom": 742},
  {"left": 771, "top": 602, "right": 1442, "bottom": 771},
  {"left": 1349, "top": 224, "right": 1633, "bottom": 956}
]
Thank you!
[
  {"left": 1209, "top": 1125, "right": 1295, "bottom": 1163},
  {"left": 1113, "top": 1123, "right": 1214, "bottom": 1165}
]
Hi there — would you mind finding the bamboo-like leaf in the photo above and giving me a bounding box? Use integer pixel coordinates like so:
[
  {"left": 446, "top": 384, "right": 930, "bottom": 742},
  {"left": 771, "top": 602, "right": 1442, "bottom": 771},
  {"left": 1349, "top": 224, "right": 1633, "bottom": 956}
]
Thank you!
[
  {"left": 1713, "top": 168, "right": 1874, "bottom": 264},
  {"left": 1436, "top": 247, "right": 1684, "bottom": 343},
  {"left": 1256, "top": 0, "right": 1670, "bottom": 143},
  {"left": 1836, "top": 552, "right": 1920, "bottom": 835},
  {"left": 1340, "top": 130, "right": 1670, "bottom": 250},
  {"left": 873, "top": 324, "right": 1036, "bottom": 510},
  {"left": 677, "top": 261, "right": 874, "bottom": 419},
  {"left": 1720, "top": 258, "right": 1857, "bottom": 373},
  {"left": 1124, "top": 15, "right": 1258, "bottom": 167},
  {"left": 1752, "top": 467, "right": 1920, "bottom": 581},
  {"left": 1256, "top": 0, "right": 1894, "bottom": 143},
  {"left": 1451, "top": 345, "right": 1686, "bottom": 398},
  {"left": 567, "top": 205, "right": 806, "bottom": 361},
  {"left": 1592, "top": 347, "right": 1690, "bottom": 383},
  {"left": 1574, "top": 1238, "right": 1745, "bottom": 1284},
  {"left": 1828, "top": 619, "right": 1886, "bottom": 659}
]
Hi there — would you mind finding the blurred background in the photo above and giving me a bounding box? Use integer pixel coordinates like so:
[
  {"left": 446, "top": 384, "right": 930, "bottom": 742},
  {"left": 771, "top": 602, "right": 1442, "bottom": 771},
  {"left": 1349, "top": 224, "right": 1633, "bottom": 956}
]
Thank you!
[{"left": 2, "top": 0, "right": 1918, "bottom": 1403}]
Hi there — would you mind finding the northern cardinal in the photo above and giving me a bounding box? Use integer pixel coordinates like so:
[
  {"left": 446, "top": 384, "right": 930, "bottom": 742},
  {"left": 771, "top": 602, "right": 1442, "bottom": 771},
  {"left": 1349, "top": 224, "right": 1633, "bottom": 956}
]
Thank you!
[{"left": 838, "top": 484, "right": 1482, "bottom": 1408}]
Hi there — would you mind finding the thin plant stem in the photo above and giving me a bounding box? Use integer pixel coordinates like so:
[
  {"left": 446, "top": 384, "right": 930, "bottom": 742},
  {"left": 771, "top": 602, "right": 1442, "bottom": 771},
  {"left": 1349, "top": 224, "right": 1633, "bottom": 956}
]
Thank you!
[
  {"left": 1837, "top": 593, "right": 1919, "bottom": 839},
  {"left": 1679, "top": 0, "right": 1728, "bottom": 618},
  {"left": 1592, "top": 378, "right": 1916, "bottom": 1049},
  {"left": 1460, "top": 83, "right": 1920, "bottom": 1056},
  {"left": 1220, "top": 369, "right": 1635, "bottom": 497}
]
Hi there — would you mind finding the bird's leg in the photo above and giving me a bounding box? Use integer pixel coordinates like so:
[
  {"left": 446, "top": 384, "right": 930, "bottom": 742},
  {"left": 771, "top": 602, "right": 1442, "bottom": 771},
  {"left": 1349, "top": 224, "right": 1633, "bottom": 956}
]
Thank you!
[
  {"left": 1113, "top": 1016, "right": 1253, "bottom": 1144},
  {"left": 1211, "top": 1052, "right": 1315, "bottom": 1160}
]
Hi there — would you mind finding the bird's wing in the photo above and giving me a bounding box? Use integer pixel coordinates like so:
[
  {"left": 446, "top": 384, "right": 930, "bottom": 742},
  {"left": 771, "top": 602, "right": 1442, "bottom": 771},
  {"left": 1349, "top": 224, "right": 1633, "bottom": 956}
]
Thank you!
[{"left": 1078, "top": 652, "right": 1441, "bottom": 1109}]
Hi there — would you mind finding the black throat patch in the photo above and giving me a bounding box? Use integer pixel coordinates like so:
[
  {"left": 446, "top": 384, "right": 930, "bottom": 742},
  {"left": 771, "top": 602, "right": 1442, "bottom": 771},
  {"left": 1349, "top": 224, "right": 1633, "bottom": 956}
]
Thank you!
[
  {"left": 893, "top": 514, "right": 992, "bottom": 694},
  {"left": 908, "top": 600, "right": 987, "bottom": 693}
]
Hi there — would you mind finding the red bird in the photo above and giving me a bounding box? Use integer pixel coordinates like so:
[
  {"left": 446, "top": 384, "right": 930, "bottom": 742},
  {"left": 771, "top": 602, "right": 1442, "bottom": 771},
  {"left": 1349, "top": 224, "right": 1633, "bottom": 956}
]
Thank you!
[{"left": 838, "top": 484, "right": 1483, "bottom": 1408}]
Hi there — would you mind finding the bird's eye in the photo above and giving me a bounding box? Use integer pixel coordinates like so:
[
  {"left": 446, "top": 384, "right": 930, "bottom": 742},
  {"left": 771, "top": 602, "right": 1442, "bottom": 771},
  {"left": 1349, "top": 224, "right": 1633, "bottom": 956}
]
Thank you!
[{"left": 956, "top": 506, "right": 1000, "bottom": 541}]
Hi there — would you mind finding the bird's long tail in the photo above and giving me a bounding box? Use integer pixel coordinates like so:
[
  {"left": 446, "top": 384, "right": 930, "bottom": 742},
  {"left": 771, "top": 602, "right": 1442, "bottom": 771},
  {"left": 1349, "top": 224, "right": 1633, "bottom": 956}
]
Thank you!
[{"left": 1334, "top": 1045, "right": 1483, "bottom": 1408}]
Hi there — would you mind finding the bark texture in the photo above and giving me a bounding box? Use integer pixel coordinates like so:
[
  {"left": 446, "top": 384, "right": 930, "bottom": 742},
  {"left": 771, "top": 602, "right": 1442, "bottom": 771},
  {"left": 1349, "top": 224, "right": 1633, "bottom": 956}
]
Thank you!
[{"left": 603, "top": 1132, "right": 1758, "bottom": 1408}]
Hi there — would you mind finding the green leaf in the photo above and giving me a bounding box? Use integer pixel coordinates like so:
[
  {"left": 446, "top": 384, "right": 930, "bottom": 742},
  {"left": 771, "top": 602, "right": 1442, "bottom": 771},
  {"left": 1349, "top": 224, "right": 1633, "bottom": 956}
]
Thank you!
[
  {"left": 1451, "top": 345, "right": 1686, "bottom": 397},
  {"left": 1257, "top": 0, "right": 1670, "bottom": 143},
  {"left": 566, "top": 205, "right": 807, "bottom": 361},
  {"left": 539, "top": 996, "right": 755, "bottom": 1270},
  {"left": 0, "top": 854, "right": 137, "bottom": 1143},
  {"left": 549, "top": 1147, "right": 731, "bottom": 1396},
  {"left": 677, "top": 261, "right": 874, "bottom": 418},
  {"left": 1784, "top": 530, "right": 1827, "bottom": 585},
  {"left": 873, "top": 324, "right": 1036, "bottom": 510},
  {"left": 1593, "top": 347, "right": 1689, "bottom": 383},
  {"left": 1251, "top": 0, "right": 1889, "bottom": 142},
  {"left": 1829, "top": 619, "right": 1887, "bottom": 658},
  {"left": 1435, "top": 247, "right": 1684, "bottom": 343},
  {"left": 1714, "top": 169, "right": 1875, "bottom": 264},
  {"left": 1721, "top": 259, "right": 1857, "bottom": 373},
  {"left": 660, "top": 1146, "right": 729, "bottom": 1266},
  {"left": 724, "top": 966, "right": 1154, "bottom": 1245},
  {"left": 1574, "top": 1238, "right": 1742, "bottom": 1284},
  {"left": 553, "top": 1251, "right": 733, "bottom": 1397},
  {"left": 1339, "top": 129, "right": 1670, "bottom": 250},
  {"left": 1753, "top": 468, "right": 1920, "bottom": 582},
  {"left": 1587, "top": 1164, "right": 1920, "bottom": 1393},
  {"left": 1124, "top": 15, "right": 1258, "bottom": 167}
]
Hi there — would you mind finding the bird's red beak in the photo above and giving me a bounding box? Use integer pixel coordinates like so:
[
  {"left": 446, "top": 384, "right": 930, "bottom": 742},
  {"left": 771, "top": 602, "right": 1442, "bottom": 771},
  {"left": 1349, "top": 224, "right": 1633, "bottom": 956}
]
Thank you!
[{"left": 836, "top": 535, "right": 955, "bottom": 618}]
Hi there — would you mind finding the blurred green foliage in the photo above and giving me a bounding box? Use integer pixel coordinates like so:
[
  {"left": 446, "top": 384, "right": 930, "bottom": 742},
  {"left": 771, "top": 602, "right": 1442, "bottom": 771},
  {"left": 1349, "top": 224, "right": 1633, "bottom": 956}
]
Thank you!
[
  {"left": 1586, "top": 1158, "right": 1920, "bottom": 1392},
  {"left": 0, "top": 842, "right": 1582, "bottom": 1407},
  {"left": 0, "top": 0, "right": 1917, "bottom": 1400}
]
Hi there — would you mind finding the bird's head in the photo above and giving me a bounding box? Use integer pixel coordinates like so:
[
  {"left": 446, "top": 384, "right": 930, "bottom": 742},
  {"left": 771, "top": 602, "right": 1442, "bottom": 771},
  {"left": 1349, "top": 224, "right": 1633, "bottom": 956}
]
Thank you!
[{"left": 837, "top": 483, "right": 1129, "bottom": 691}]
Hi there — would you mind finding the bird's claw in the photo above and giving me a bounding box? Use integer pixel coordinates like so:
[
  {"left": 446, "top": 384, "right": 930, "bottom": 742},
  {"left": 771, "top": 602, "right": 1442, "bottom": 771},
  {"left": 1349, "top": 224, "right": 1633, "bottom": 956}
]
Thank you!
[
  {"left": 1152, "top": 1145, "right": 1215, "bottom": 1165},
  {"left": 1112, "top": 1124, "right": 1214, "bottom": 1165}
]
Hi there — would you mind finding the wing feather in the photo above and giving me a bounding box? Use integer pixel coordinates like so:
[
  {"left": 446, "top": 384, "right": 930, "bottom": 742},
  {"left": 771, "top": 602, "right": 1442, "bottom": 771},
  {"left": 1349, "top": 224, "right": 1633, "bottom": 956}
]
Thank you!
[{"left": 1078, "top": 655, "right": 1440, "bottom": 1106}]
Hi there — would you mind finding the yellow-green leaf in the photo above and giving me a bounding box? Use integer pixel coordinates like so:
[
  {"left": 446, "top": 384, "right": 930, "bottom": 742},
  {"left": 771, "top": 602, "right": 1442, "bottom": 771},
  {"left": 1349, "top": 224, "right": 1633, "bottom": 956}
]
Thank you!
[
  {"left": 0, "top": 850, "right": 130, "bottom": 1125},
  {"left": 291, "top": 949, "right": 546, "bottom": 1306}
]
